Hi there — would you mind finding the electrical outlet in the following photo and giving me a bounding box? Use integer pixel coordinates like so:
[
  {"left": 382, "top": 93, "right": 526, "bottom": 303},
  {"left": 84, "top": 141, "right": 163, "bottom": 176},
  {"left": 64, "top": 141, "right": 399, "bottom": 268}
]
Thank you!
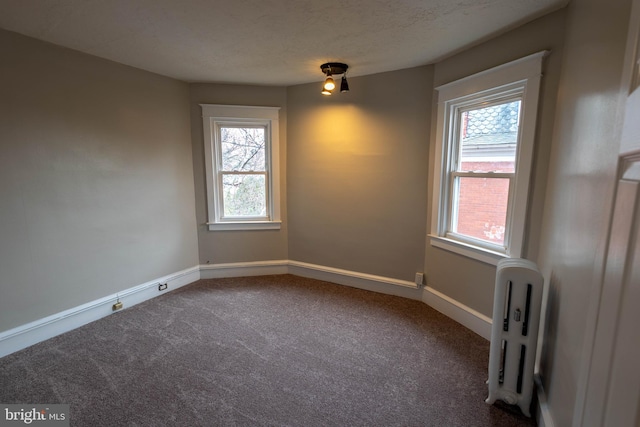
[
  {"left": 415, "top": 272, "right": 425, "bottom": 287},
  {"left": 112, "top": 301, "right": 123, "bottom": 311},
  {"left": 158, "top": 283, "right": 168, "bottom": 291}
]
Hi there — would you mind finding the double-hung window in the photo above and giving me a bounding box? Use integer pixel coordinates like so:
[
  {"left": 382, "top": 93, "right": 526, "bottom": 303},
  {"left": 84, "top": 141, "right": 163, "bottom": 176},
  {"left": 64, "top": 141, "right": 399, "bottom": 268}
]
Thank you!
[
  {"left": 201, "top": 104, "right": 281, "bottom": 231},
  {"left": 430, "top": 52, "right": 546, "bottom": 264}
]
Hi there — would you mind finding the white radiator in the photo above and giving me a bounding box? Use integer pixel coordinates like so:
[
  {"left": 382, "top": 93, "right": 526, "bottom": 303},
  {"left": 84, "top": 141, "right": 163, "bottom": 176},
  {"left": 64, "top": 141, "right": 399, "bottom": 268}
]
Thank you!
[{"left": 486, "top": 258, "right": 543, "bottom": 417}]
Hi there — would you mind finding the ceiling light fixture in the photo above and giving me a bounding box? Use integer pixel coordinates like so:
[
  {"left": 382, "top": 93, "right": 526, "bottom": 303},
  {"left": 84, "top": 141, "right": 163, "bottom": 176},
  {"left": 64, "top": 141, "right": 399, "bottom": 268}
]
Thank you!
[{"left": 320, "top": 62, "right": 349, "bottom": 95}]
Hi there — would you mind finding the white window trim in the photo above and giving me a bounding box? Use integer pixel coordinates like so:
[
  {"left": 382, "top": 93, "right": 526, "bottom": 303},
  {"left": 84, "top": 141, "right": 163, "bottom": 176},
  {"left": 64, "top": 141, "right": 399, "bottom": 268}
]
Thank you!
[
  {"left": 201, "top": 104, "right": 281, "bottom": 231},
  {"left": 430, "top": 51, "right": 547, "bottom": 265}
]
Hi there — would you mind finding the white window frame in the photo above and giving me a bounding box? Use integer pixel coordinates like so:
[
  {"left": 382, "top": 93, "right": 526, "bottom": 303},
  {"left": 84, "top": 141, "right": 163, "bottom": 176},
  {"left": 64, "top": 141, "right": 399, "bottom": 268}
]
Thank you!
[
  {"left": 201, "top": 104, "right": 281, "bottom": 231},
  {"left": 430, "top": 51, "right": 547, "bottom": 265}
]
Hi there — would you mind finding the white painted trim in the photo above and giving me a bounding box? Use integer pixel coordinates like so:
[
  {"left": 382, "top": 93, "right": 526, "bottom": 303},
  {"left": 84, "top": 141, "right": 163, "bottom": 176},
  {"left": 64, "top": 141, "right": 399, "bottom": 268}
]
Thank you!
[
  {"left": 0, "top": 259, "right": 497, "bottom": 380},
  {"left": 201, "top": 261, "right": 493, "bottom": 343},
  {"left": 200, "top": 104, "right": 280, "bottom": 120},
  {"left": 535, "top": 374, "right": 555, "bottom": 427},
  {"left": 206, "top": 221, "right": 282, "bottom": 231},
  {"left": 288, "top": 260, "right": 423, "bottom": 301},
  {"left": 199, "top": 260, "right": 289, "bottom": 279},
  {"left": 0, "top": 266, "right": 201, "bottom": 358},
  {"left": 421, "top": 285, "right": 492, "bottom": 340},
  {"left": 0, "top": 259, "right": 552, "bottom": 423},
  {"left": 435, "top": 51, "right": 549, "bottom": 94}
]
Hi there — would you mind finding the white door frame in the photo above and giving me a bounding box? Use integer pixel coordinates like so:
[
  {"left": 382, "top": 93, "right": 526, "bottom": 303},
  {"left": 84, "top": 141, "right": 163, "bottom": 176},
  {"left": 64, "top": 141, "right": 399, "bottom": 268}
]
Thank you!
[{"left": 573, "top": 0, "right": 640, "bottom": 425}]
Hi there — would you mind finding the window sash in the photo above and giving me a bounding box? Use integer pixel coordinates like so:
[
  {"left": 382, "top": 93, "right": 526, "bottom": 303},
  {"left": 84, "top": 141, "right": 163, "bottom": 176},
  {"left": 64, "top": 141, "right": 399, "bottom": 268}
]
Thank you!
[
  {"left": 213, "top": 121, "right": 272, "bottom": 223},
  {"left": 451, "top": 171, "right": 513, "bottom": 178},
  {"left": 447, "top": 172, "right": 515, "bottom": 252},
  {"left": 216, "top": 123, "right": 269, "bottom": 172},
  {"left": 218, "top": 171, "right": 270, "bottom": 221},
  {"left": 446, "top": 95, "right": 520, "bottom": 253},
  {"left": 218, "top": 124, "right": 267, "bottom": 172}
]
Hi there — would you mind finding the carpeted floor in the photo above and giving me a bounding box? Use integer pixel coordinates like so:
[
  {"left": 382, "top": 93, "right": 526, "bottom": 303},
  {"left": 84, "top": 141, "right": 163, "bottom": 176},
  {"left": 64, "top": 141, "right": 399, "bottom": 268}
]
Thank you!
[{"left": 0, "top": 275, "right": 535, "bottom": 426}]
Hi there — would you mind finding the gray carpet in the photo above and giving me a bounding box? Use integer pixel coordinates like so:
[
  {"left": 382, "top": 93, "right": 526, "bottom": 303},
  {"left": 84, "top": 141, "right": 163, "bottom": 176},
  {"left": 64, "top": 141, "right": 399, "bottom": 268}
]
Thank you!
[{"left": 0, "top": 275, "right": 535, "bottom": 426}]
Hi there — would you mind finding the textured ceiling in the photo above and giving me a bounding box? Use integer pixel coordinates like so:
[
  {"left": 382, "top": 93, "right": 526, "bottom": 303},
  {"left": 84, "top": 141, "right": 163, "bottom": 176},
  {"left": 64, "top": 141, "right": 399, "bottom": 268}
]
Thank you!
[{"left": 0, "top": 0, "right": 567, "bottom": 86}]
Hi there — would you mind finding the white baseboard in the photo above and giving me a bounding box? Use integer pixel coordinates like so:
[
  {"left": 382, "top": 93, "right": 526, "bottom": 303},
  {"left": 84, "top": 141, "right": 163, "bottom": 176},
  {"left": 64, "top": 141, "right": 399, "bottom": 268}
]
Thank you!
[
  {"left": 0, "top": 260, "right": 496, "bottom": 368},
  {"left": 421, "top": 286, "right": 492, "bottom": 340},
  {"left": 0, "top": 266, "right": 200, "bottom": 358},
  {"left": 535, "top": 374, "right": 555, "bottom": 427},
  {"left": 1, "top": 259, "right": 549, "bottom": 423},
  {"left": 288, "top": 260, "right": 424, "bottom": 301},
  {"left": 201, "top": 261, "right": 492, "bottom": 342},
  {"left": 200, "top": 260, "right": 289, "bottom": 279}
]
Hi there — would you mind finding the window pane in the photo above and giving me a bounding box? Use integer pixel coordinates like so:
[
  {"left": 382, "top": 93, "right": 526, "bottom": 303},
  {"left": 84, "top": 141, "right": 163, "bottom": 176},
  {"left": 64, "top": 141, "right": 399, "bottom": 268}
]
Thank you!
[
  {"left": 452, "top": 177, "right": 510, "bottom": 245},
  {"left": 220, "top": 127, "right": 266, "bottom": 171},
  {"left": 222, "top": 174, "right": 266, "bottom": 217},
  {"left": 459, "top": 100, "right": 520, "bottom": 173}
]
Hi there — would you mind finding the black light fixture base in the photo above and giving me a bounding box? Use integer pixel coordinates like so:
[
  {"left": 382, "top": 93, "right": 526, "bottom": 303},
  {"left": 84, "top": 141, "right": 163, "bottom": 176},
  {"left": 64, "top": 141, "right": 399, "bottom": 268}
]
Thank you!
[{"left": 320, "top": 62, "right": 349, "bottom": 75}]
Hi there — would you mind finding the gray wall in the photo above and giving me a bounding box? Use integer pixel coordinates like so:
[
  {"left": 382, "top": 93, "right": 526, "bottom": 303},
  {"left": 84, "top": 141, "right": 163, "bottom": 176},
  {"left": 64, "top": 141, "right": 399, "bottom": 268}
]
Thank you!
[
  {"left": 0, "top": 30, "right": 198, "bottom": 332},
  {"left": 536, "top": 0, "right": 632, "bottom": 424},
  {"left": 2, "top": 5, "right": 631, "bottom": 424},
  {"left": 287, "top": 67, "right": 433, "bottom": 282},
  {"left": 189, "top": 83, "right": 288, "bottom": 264},
  {"left": 425, "top": 10, "right": 566, "bottom": 316}
]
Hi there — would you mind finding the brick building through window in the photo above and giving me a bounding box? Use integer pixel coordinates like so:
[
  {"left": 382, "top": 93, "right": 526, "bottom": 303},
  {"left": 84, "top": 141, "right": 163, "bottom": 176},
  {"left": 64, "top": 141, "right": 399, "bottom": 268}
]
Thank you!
[{"left": 453, "top": 101, "right": 519, "bottom": 245}]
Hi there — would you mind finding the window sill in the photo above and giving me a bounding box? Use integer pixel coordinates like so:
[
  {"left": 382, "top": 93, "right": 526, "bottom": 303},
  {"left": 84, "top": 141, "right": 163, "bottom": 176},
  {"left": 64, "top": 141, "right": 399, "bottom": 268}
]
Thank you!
[
  {"left": 428, "top": 235, "right": 507, "bottom": 266},
  {"left": 207, "top": 221, "right": 282, "bottom": 231}
]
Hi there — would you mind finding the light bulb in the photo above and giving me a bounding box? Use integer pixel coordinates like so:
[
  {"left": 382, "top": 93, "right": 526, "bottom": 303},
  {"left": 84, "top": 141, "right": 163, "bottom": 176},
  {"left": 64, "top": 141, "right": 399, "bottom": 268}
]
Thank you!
[{"left": 323, "top": 77, "right": 335, "bottom": 91}]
